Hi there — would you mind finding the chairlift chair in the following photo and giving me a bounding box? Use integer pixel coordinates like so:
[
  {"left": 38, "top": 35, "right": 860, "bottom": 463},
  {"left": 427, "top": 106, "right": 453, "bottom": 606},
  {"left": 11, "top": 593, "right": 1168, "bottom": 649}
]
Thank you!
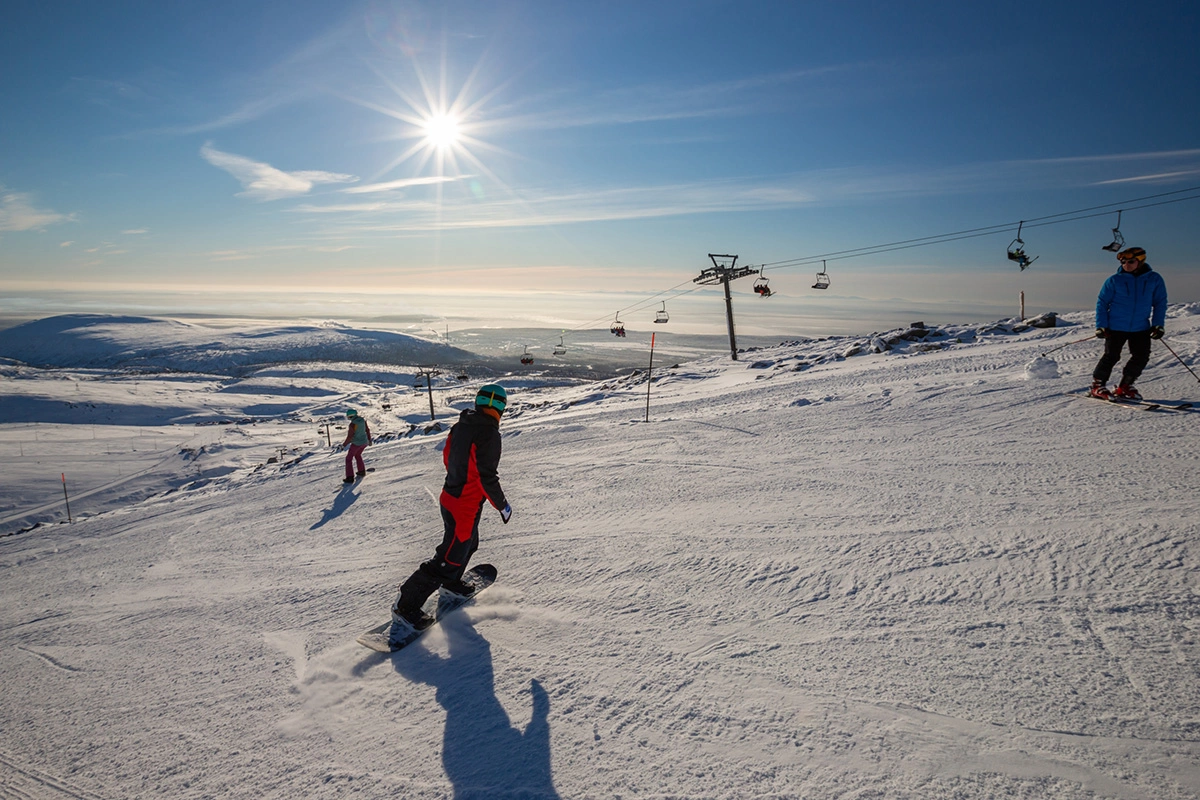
[
  {"left": 1006, "top": 221, "right": 1038, "bottom": 270},
  {"left": 752, "top": 267, "right": 772, "bottom": 297},
  {"left": 1101, "top": 210, "right": 1126, "bottom": 252},
  {"left": 553, "top": 336, "right": 566, "bottom": 355},
  {"left": 520, "top": 345, "right": 534, "bottom": 365},
  {"left": 812, "top": 260, "right": 830, "bottom": 290},
  {"left": 610, "top": 314, "right": 626, "bottom": 337},
  {"left": 654, "top": 302, "right": 669, "bottom": 324}
]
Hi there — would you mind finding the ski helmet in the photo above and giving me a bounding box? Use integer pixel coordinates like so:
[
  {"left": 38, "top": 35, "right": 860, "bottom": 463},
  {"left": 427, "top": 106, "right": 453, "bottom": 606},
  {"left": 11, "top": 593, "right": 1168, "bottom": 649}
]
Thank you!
[
  {"left": 475, "top": 384, "right": 508, "bottom": 414},
  {"left": 345, "top": 408, "right": 358, "bottom": 418},
  {"left": 1117, "top": 246, "right": 1146, "bottom": 263}
]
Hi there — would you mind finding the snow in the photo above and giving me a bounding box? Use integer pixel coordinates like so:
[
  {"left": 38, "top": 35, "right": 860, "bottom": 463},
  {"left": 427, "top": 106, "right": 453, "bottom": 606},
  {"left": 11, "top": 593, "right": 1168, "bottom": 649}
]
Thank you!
[{"left": 2, "top": 307, "right": 1200, "bottom": 799}]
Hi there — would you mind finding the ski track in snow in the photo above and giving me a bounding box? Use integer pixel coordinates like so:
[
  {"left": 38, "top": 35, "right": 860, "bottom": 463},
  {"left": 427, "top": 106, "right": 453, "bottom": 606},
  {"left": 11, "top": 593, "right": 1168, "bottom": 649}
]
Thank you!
[{"left": 2, "top": 307, "right": 1200, "bottom": 798}]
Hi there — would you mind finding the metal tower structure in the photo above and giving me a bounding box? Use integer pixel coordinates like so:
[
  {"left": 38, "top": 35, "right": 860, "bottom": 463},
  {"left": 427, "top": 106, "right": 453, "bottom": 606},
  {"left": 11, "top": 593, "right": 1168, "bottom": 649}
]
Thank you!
[{"left": 693, "top": 253, "right": 759, "bottom": 361}]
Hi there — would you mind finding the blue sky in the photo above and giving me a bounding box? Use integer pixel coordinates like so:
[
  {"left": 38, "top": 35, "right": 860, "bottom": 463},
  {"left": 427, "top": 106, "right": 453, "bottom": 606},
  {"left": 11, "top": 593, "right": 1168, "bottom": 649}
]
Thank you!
[{"left": 2, "top": 0, "right": 1199, "bottom": 335}]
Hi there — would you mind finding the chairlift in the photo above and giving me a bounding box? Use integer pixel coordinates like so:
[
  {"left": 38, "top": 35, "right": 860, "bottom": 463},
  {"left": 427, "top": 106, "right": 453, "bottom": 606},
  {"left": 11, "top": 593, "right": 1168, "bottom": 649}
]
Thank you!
[
  {"left": 520, "top": 345, "right": 534, "bottom": 365},
  {"left": 753, "top": 266, "right": 772, "bottom": 297},
  {"left": 812, "top": 260, "right": 830, "bottom": 290},
  {"left": 1101, "top": 210, "right": 1126, "bottom": 252},
  {"left": 654, "top": 302, "right": 669, "bottom": 324},
  {"left": 610, "top": 314, "right": 626, "bottom": 337},
  {"left": 553, "top": 336, "right": 566, "bottom": 355},
  {"left": 1006, "top": 221, "right": 1038, "bottom": 270}
]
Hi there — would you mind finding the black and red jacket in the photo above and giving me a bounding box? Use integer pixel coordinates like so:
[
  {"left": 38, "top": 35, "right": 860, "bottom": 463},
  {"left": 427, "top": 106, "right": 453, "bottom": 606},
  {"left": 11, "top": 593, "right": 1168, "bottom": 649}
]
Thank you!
[{"left": 440, "top": 408, "right": 507, "bottom": 513}]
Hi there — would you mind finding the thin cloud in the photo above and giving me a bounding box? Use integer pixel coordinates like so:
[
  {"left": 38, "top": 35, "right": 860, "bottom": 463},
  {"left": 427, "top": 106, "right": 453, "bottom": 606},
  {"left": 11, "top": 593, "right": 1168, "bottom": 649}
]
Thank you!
[
  {"left": 1094, "top": 169, "right": 1200, "bottom": 185},
  {"left": 342, "top": 176, "right": 464, "bottom": 194},
  {"left": 201, "top": 143, "right": 359, "bottom": 201},
  {"left": 0, "top": 190, "right": 73, "bottom": 232},
  {"left": 122, "top": 228, "right": 149, "bottom": 235}
]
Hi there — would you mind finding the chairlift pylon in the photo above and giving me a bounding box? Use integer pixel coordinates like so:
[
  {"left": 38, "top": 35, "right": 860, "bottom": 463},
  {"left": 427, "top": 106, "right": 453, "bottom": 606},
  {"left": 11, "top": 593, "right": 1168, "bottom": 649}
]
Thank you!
[
  {"left": 1006, "top": 221, "right": 1038, "bottom": 270},
  {"left": 654, "top": 302, "right": 669, "bottom": 324},
  {"left": 753, "top": 266, "right": 772, "bottom": 297},
  {"left": 1102, "top": 210, "right": 1126, "bottom": 252},
  {"left": 610, "top": 313, "right": 626, "bottom": 337},
  {"left": 812, "top": 260, "right": 830, "bottom": 290}
]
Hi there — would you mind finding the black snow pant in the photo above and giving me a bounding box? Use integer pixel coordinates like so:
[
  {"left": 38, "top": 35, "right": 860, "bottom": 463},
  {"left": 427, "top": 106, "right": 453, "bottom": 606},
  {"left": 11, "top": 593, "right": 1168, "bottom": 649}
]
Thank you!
[
  {"left": 394, "top": 502, "right": 483, "bottom": 614},
  {"left": 1092, "top": 329, "right": 1152, "bottom": 386}
]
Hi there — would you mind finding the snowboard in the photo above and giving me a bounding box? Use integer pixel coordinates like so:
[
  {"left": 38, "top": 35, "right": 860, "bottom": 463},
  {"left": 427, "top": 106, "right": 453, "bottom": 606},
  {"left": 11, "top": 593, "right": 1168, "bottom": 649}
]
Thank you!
[{"left": 356, "top": 563, "right": 498, "bottom": 653}]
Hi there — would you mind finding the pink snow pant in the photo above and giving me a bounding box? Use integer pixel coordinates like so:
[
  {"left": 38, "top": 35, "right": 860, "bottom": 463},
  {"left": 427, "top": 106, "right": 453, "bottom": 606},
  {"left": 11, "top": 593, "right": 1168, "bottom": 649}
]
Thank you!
[{"left": 345, "top": 444, "right": 366, "bottom": 479}]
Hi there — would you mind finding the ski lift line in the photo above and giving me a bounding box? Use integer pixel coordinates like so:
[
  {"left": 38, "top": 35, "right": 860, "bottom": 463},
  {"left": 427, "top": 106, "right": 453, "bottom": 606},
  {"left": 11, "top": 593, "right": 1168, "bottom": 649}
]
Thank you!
[
  {"left": 754, "top": 185, "right": 1200, "bottom": 271},
  {"left": 748, "top": 190, "right": 1200, "bottom": 273},
  {"left": 517, "top": 185, "right": 1200, "bottom": 353}
]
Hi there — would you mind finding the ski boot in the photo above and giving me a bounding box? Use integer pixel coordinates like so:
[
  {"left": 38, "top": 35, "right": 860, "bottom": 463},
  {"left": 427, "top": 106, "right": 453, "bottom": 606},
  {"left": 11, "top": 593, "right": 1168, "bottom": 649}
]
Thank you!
[
  {"left": 1114, "top": 382, "right": 1142, "bottom": 401},
  {"left": 1089, "top": 381, "right": 1112, "bottom": 400}
]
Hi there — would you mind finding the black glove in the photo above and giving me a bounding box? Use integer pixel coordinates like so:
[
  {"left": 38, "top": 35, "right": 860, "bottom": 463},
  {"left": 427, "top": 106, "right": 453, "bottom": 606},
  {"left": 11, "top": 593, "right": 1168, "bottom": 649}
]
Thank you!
[
  {"left": 1095, "top": 327, "right": 1107, "bottom": 339},
  {"left": 1150, "top": 326, "right": 1165, "bottom": 340}
]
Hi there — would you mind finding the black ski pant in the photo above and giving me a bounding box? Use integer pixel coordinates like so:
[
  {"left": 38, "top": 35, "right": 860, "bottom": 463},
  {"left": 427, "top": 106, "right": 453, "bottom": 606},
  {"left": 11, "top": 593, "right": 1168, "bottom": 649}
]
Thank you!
[
  {"left": 1093, "top": 329, "right": 1152, "bottom": 386},
  {"left": 395, "top": 502, "right": 482, "bottom": 613}
]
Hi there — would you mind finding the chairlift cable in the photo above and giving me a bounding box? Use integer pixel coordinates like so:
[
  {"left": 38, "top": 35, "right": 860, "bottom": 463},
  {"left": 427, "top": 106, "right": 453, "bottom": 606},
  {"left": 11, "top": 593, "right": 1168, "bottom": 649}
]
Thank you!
[{"left": 517, "top": 185, "right": 1200, "bottom": 353}]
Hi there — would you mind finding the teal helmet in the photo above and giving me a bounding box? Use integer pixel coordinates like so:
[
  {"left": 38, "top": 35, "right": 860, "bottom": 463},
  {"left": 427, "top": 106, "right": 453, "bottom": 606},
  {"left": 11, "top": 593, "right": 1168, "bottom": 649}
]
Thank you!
[
  {"left": 475, "top": 384, "right": 508, "bottom": 414},
  {"left": 345, "top": 409, "right": 358, "bottom": 418}
]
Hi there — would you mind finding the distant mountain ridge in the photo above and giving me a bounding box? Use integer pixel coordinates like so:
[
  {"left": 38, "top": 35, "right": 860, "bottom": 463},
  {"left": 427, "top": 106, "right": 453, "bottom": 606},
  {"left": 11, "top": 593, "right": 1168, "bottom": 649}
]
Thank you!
[{"left": 0, "top": 313, "right": 479, "bottom": 373}]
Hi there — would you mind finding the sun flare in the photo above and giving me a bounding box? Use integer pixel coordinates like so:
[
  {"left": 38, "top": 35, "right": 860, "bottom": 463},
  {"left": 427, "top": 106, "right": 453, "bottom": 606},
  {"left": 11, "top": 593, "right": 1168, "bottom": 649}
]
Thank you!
[{"left": 422, "top": 113, "right": 461, "bottom": 151}]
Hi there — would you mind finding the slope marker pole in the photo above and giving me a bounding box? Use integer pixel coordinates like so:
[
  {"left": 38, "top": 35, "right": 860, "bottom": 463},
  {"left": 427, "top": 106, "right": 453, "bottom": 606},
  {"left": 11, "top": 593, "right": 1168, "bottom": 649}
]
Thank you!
[{"left": 61, "top": 473, "right": 73, "bottom": 524}]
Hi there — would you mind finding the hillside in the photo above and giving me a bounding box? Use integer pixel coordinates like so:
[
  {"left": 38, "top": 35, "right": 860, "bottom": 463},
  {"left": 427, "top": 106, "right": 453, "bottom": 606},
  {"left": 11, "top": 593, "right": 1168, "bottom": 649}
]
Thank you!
[{"left": 1, "top": 306, "right": 1199, "bottom": 799}]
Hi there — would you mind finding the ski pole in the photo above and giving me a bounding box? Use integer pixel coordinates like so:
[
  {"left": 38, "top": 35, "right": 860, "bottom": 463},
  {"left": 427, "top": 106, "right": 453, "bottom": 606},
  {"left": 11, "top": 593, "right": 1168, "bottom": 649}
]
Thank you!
[
  {"left": 1041, "top": 335, "right": 1096, "bottom": 357},
  {"left": 1157, "top": 338, "right": 1200, "bottom": 383}
]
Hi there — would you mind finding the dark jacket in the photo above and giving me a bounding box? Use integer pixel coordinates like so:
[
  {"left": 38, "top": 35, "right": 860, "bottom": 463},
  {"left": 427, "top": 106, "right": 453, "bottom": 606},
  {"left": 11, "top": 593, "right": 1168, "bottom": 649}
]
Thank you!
[
  {"left": 1096, "top": 262, "right": 1167, "bottom": 332},
  {"left": 441, "top": 408, "right": 506, "bottom": 511}
]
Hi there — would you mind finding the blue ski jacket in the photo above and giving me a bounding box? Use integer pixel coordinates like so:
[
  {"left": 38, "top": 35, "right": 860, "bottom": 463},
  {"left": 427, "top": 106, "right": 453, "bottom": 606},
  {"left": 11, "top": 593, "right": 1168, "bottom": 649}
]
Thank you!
[{"left": 1095, "top": 263, "right": 1167, "bottom": 332}]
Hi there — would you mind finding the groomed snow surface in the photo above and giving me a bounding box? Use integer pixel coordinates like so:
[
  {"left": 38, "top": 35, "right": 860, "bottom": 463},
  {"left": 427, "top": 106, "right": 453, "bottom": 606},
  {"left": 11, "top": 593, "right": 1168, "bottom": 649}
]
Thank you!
[{"left": 2, "top": 307, "right": 1200, "bottom": 799}]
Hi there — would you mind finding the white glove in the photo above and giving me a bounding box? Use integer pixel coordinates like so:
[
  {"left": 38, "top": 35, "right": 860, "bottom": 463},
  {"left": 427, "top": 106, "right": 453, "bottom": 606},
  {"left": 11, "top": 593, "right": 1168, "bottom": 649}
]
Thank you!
[{"left": 500, "top": 503, "right": 512, "bottom": 524}]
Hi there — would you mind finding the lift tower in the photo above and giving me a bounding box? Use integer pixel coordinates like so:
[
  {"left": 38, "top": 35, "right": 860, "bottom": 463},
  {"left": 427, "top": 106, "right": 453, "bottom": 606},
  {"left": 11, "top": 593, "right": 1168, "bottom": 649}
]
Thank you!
[{"left": 693, "top": 253, "right": 759, "bottom": 361}]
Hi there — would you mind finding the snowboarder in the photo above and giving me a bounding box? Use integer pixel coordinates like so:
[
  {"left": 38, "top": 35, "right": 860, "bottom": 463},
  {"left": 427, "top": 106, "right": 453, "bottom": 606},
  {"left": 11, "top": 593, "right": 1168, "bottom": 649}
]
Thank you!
[
  {"left": 341, "top": 409, "right": 372, "bottom": 483},
  {"left": 1090, "top": 246, "right": 1167, "bottom": 401},
  {"left": 391, "top": 384, "right": 512, "bottom": 629}
]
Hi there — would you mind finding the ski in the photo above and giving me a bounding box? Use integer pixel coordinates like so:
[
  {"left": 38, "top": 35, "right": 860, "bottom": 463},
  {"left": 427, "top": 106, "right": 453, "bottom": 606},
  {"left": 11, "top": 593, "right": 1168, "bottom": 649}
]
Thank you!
[
  {"left": 357, "top": 563, "right": 497, "bottom": 653},
  {"left": 1071, "top": 392, "right": 1192, "bottom": 413}
]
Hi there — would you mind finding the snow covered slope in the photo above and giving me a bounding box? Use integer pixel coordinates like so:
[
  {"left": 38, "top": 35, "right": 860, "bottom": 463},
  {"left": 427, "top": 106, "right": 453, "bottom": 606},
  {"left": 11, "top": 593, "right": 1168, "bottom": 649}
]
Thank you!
[
  {"left": 0, "top": 314, "right": 478, "bottom": 372},
  {"left": 2, "top": 306, "right": 1199, "bottom": 799}
]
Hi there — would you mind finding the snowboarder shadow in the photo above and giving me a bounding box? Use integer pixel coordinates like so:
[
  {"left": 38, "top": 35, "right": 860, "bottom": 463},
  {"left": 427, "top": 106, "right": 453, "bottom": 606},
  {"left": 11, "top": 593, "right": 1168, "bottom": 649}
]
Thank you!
[
  {"left": 390, "top": 615, "right": 560, "bottom": 799},
  {"left": 309, "top": 483, "right": 359, "bottom": 530}
]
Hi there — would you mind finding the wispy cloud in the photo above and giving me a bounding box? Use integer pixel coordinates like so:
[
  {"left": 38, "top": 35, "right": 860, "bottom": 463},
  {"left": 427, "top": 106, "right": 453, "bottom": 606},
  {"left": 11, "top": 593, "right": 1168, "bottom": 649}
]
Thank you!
[
  {"left": 122, "top": 228, "right": 148, "bottom": 235},
  {"left": 342, "top": 176, "right": 464, "bottom": 194},
  {"left": 0, "top": 190, "right": 73, "bottom": 232},
  {"left": 200, "top": 143, "right": 359, "bottom": 201},
  {"left": 60, "top": 241, "right": 74, "bottom": 247}
]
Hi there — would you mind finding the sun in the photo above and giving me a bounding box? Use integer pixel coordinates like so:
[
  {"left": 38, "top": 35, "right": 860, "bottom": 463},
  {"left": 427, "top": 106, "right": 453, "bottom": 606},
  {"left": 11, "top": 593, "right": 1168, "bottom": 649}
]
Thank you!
[{"left": 421, "top": 113, "right": 461, "bottom": 151}]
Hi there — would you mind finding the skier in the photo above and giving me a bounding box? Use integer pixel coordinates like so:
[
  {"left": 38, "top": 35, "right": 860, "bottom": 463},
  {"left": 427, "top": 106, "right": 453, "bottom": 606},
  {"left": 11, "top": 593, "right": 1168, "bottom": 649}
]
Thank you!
[
  {"left": 1090, "top": 246, "right": 1167, "bottom": 401},
  {"left": 391, "top": 384, "right": 512, "bottom": 629},
  {"left": 341, "top": 409, "right": 372, "bottom": 483}
]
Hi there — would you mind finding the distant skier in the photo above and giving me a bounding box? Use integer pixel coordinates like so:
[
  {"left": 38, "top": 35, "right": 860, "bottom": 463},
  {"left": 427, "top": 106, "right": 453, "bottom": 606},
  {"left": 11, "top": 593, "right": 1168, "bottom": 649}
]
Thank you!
[
  {"left": 391, "top": 384, "right": 512, "bottom": 629},
  {"left": 1090, "top": 246, "right": 1167, "bottom": 401},
  {"left": 341, "top": 409, "right": 372, "bottom": 483}
]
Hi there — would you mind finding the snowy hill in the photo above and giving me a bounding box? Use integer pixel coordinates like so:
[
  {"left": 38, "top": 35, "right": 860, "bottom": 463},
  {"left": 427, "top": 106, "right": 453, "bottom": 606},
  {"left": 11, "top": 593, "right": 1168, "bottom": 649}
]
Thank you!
[
  {"left": 2, "top": 306, "right": 1200, "bottom": 798},
  {"left": 0, "top": 313, "right": 479, "bottom": 372}
]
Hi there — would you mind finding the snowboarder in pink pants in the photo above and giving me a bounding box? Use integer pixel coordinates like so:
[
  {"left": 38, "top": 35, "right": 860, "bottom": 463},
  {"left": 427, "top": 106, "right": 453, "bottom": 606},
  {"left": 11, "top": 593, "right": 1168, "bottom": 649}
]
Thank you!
[{"left": 341, "top": 409, "right": 372, "bottom": 483}]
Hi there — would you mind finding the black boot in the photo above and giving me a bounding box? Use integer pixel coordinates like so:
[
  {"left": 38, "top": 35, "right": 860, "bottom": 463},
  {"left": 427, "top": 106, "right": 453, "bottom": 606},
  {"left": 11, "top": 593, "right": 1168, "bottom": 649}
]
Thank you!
[{"left": 391, "top": 562, "right": 442, "bottom": 628}]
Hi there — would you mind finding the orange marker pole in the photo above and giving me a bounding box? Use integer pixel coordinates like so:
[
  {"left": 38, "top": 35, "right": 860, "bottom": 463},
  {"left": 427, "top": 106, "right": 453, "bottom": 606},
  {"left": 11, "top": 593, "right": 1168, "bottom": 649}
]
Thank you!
[{"left": 645, "top": 333, "right": 656, "bottom": 423}]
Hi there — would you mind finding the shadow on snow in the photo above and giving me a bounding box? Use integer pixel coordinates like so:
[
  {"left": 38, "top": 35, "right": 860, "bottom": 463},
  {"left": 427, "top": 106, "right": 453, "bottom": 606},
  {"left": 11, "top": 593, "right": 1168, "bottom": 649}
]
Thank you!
[{"left": 388, "top": 613, "right": 560, "bottom": 799}]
